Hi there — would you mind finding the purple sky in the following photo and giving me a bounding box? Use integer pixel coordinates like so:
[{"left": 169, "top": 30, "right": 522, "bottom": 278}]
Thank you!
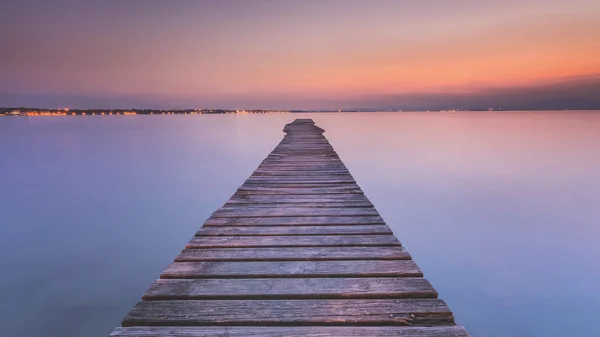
[{"left": 1, "top": 0, "right": 600, "bottom": 109}]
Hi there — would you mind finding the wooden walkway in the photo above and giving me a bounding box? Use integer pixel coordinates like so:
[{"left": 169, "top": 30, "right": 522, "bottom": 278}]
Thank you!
[{"left": 110, "top": 119, "right": 469, "bottom": 337}]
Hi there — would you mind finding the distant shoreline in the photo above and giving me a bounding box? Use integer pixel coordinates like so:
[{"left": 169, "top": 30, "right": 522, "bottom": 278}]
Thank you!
[
  {"left": 0, "top": 109, "right": 290, "bottom": 116},
  {"left": 2, "top": 108, "right": 599, "bottom": 116}
]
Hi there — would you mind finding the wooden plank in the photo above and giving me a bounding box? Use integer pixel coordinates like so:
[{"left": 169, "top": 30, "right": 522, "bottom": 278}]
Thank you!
[
  {"left": 266, "top": 154, "right": 338, "bottom": 157},
  {"left": 204, "top": 216, "right": 385, "bottom": 226},
  {"left": 248, "top": 174, "right": 353, "bottom": 179},
  {"left": 142, "top": 278, "right": 437, "bottom": 300},
  {"left": 260, "top": 161, "right": 344, "bottom": 165},
  {"left": 227, "top": 194, "right": 371, "bottom": 203},
  {"left": 239, "top": 182, "right": 357, "bottom": 187},
  {"left": 271, "top": 146, "right": 333, "bottom": 149},
  {"left": 277, "top": 144, "right": 329, "bottom": 147},
  {"left": 258, "top": 162, "right": 344, "bottom": 165},
  {"left": 245, "top": 178, "right": 356, "bottom": 184},
  {"left": 268, "top": 154, "right": 336, "bottom": 156},
  {"left": 222, "top": 202, "right": 374, "bottom": 208},
  {"left": 111, "top": 326, "right": 470, "bottom": 337},
  {"left": 240, "top": 182, "right": 360, "bottom": 188},
  {"left": 271, "top": 143, "right": 332, "bottom": 147},
  {"left": 269, "top": 148, "right": 333, "bottom": 150},
  {"left": 175, "top": 246, "right": 411, "bottom": 261},
  {"left": 267, "top": 156, "right": 339, "bottom": 158},
  {"left": 270, "top": 145, "right": 331, "bottom": 148},
  {"left": 251, "top": 170, "right": 351, "bottom": 176},
  {"left": 277, "top": 140, "right": 330, "bottom": 143},
  {"left": 160, "top": 260, "right": 423, "bottom": 279},
  {"left": 235, "top": 187, "right": 363, "bottom": 195},
  {"left": 211, "top": 207, "right": 379, "bottom": 217},
  {"left": 256, "top": 164, "right": 348, "bottom": 170},
  {"left": 269, "top": 153, "right": 337, "bottom": 157},
  {"left": 186, "top": 235, "right": 400, "bottom": 248},
  {"left": 122, "top": 299, "right": 454, "bottom": 326},
  {"left": 271, "top": 144, "right": 331, "bottom": 146},
  {"left": 261, "top": 156, "right": 340, "bottom": 159},
  {"left": 263, "top": 159, "right": 341, "bottom": 163},
  {"left": 266, "top": 151, "right": 335, "bottom": 153},
  {"left": 268, "top": 151, "right": 337, "bottom": 154},
  {"left": 195, "top": 225, "right": 392, "bottom": 236},
  {"left": 270, "top": 145, "right": 333, "bottom": 147},
  {"left": 255, "top": 167, "right": 349, "bottom": 172}
]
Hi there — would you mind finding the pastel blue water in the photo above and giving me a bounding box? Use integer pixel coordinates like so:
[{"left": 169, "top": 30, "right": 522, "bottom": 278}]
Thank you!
[{"left": 0, "top": 112, "right": 599, "bottom": 336}]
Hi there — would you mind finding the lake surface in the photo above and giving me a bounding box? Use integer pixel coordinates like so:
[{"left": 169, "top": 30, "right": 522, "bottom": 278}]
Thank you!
[{"left": 1, "top": 111, "right": 599, "bottom": 337}]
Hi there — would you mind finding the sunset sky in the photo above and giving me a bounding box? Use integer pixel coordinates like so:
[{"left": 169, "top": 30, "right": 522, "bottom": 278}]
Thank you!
[{"left": 1, "top": 0, "right": 600, "bottom": 109}]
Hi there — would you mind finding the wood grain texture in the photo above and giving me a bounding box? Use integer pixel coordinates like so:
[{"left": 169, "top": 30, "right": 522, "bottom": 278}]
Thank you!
[
  {"left": 143, "top": 277, "right": 437, "bottom": 300},
  {"left": 235, "top": 186, "right": 364, "bottom": 195},
  {"left": 256, "top": 165, "right": 349, "bottom": 171},
  {"left": 175, "top": 246, "right": 411, "bottom": 261},
  {"left": 252, "top": 170, "right": 351, "bottom": 176},
  {"left": 186, "top": 235, "right": 400, "bottom": 248},
  {"left": 111, "top": 326, "right": 470, "bottom": 337},
  {"left": 211, "top": 207, "right": 379, "bottom": 217},
  {"left": 204, "top": 216, "right": 385, "bottom": 226},
  {"left": 195, "top": 225, "right": 392, "bottom": 236},
  {"left": 227, "top": 194, "right": 371, "bottom": 203},
  {"left": 122, "top": 299, "right": 454, "bottom": 326},
  {"left": 240, "top": 183, "right": 360, "bottom": 189},
  {"left": 160, "top": 260, "right": 423, "bottom": 279},
  {"left": 245, "top": 179, "right": 356, "bottom": 184},
  {"left": 243, "top": 182, "right": 359, "bottom": 187},
  {"left": 222, "top": 202, "right": 374, "bottom": 208}
]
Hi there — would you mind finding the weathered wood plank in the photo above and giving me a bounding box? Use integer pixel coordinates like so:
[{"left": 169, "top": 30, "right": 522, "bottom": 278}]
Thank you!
[
  {"left": 270, "top": 146, "right": 332, "bottom": 149},
  {"left": 268, "top": 151, "right": 337, "bottom": 154},
  {"left": 235, "top": 187, "right": 363, "bottom": 195},
  {"left": 195, "top": 225, "right": 392, "bottom": 236},
  {"left": 211, "top": 207, "right": 379, "bottom": 217},
  {"left": 268, "top": 149, "right": 334, "bottom": 151},
  {"left": 256, "top": 164, "right": 348, "bottom": 170},
  {"left": 252, "top": 170, "right": 351, "bottom": 176},
  {"left": 175, "top": 246, "right": 410, "bottom": 261},
  {"left": 240, "top": 182, "right": 361, "bottom": 189},
  {"left": 142, "top": 278, "right": 437, "bottom": 300},
  {"left": 227, "top": 194, "right": 371, "bottom": 203},
  {"left": 267, "top": 151, "right": 336, "bottom": 154},
  {"left": 255, "top": 168, "right": 349, "bottom": 172},
  {"left": 271, "top": 143, "right": 332, "bottom": 147},
  {"left": 259, "top": 161, "right": 345, "bottom": 166},
  {"left": 248, "top": 174, "right": 353, "bottom": 179},
  {"left": 264, "top": 159, "right": 340, "bottom": 162},
  {"left": 258, "top": 161, "right": 345, "bottom": 164},
  {"left": 268, "top": 154, "right": 338, "bottom": 157},
  {"left": 279, "top": 140, "right": 328, "bottom": 142},
  {"left": 204, "top": 216, "right": 385, "bottom": 226},
  {"left": 122, "top": 299, "right": 454, "bottom": 326},
  {"left": 222, "top": 202, "right": 374, "bottom": 208},
  {"left": 160, "top": 260, "right": 423, "bottom": 279},
  {"left": 186, "top": 235, "right": 400, "bottom": 248},
  {"left": 265, "top": 153, "right": 338, "bottom": 156},
  {"left": 244, "top": 176, "right": 356, "bottom": 185},
  {"left": 111, "top": 326, "right": 470, "bottom": 337}
]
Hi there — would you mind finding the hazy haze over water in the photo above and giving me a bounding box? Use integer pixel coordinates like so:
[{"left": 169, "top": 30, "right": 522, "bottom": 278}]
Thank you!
[{"left": 1, "top": 112, "right": 599, "bottom": 336}]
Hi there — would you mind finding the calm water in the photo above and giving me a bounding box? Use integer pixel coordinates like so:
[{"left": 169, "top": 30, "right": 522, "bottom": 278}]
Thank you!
[{"left": 1, "top": 112, "right": 599, "bottom": 337}]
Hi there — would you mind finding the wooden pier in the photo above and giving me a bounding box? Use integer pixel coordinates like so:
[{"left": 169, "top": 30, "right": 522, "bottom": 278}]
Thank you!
[{"left": 110, "top": 119, "right": 469, "bottom": 337}]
